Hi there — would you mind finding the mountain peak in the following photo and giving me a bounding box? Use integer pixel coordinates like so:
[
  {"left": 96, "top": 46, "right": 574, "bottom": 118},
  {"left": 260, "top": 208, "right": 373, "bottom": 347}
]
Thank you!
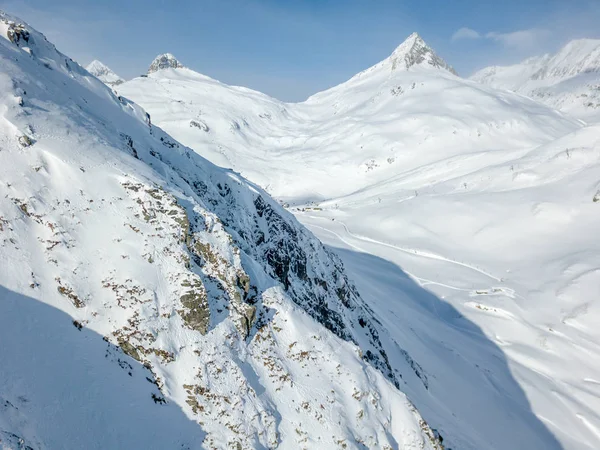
[
  {"left": 403, "top": 32, "right": 424, "bottom": 45},
  {"left": 389, "top": 32, "right": 457, "bottom": 75},
  {"left": 472, "top": 37, "right": 600, "bottom": 85},
  {"left": 148, "top": 53, "right": 184, "bottom": 74},
  {"left": 87, "top": 59, "right": 110, "bottom": 72},
  {"left": 86, "top": 60, "right": 124, "bottom": 86}
]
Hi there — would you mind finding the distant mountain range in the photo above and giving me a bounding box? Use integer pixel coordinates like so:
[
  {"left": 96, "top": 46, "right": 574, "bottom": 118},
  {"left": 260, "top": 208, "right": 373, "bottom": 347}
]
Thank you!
[
  {"left": 471, "top": 39, "right": 600, "bottom": 121},
  {"left": 89, "top": 36, "right": 600, "bottom": 124}
]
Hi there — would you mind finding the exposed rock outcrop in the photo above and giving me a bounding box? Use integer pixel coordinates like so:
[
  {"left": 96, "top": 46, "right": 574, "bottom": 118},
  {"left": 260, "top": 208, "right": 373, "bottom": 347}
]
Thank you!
[{"left": 148, "top": 53, "right": 184, "bottom": 74}]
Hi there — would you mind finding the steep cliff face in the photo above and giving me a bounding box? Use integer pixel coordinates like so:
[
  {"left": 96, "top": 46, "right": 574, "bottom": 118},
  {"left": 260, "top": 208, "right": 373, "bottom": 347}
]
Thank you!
[
  {"left": 148, "top": 53, "right": 184, "bottom": 73},
  {"left": 0, "top": 11, "right": 443, "bottom": 450}
]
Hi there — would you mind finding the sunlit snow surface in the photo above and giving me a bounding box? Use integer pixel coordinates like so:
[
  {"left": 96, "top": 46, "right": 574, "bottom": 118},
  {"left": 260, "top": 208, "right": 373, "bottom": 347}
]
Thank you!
[
  {"left": 472, "top": 39, "right": 600, "bottom": 122},
  {"left": 0, "top": 11, "right": 446, "bottom": 450},
  {"left": 120, "top": 34, "right": 600, "bottom": 450},
  {"left": 86, "top": 59, "right": 124, "bottom": 86}
]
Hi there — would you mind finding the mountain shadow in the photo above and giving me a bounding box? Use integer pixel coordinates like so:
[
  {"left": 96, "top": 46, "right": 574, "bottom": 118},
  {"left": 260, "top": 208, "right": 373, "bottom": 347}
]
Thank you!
[
  {"left": 0, "top": 285, "right": 206, "bottom": 450},
  {"left": 330, "top": 246, "right": 564, "bottom": 450}
]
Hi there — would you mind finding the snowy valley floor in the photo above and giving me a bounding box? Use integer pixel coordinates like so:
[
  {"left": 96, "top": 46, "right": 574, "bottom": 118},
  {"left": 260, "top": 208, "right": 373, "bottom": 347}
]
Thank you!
[{"left": 296, "top": 201, "right": 600, "bottom": 450}]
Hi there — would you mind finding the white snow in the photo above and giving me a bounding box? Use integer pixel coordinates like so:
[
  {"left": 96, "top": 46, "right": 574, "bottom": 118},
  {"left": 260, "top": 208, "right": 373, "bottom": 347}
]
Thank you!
[
  {"left": 86, "top": 59, "right": 125, "bottom": 86},
  {"left": 2, "top": 6, "right": 600, "bottom": 449},
  {"left": 471, "top": 39, "right": 600, "bottom": 122},
  {"left": 119, "top": 31, "right": 600, "bottom": 450},
  {"left": 0, "top": 10, "right": 445, "bottom": 450}
]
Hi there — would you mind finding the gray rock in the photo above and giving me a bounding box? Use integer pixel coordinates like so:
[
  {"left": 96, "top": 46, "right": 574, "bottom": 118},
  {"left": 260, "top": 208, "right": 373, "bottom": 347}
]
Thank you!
[{"left": 148, "top": 53, "right": 184, "bottom": 74}]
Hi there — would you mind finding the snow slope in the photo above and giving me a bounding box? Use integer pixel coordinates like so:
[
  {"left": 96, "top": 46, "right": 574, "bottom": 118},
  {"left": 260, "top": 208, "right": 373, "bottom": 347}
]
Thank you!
[
  {"left": 120, "top": 32, "right": 600, "bottom": 450},
  {"left": 0, "top": 11, "right": 444, "bottom": 450},
  {"left": 119, "top": 34, "right": 579, "bottom": 203},
  {"left": 299, "top": 123, "right": 600, "bottom": 450},
  {"left": 86, "top": 59, "right": 124, "bottom": 86},
  {"left": 471, "top": 39, "right": 600, "bottom": 122}
]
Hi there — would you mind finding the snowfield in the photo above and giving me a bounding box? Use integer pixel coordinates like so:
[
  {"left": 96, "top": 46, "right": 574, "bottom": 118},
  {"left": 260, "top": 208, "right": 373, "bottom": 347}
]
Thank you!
[
  {"left": 120, "top": 32, "right": 600, "bottom": 450},
  {"left": 1, "top": 7, "right": 599, "bottom": 450},
  {"left": 0, "top": 11, "right": 445, "bottom": 450},
  {"left": 471, "top": 38, "right": 600, "bottom": 122}
]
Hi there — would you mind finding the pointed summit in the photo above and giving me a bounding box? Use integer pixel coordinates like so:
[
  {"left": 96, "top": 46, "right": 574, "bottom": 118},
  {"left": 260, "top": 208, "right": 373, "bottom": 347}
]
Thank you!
[
  {"left": 86, "top": 60, "right": 124, "bottom": 86},
  {"left": 148, "top": 53, "right": 184, "bottom": 74},
  {"left": 86, "top": 59, "right": 110, "bottom": 73},
  {"left": 389, "top": 33, "right": 457, "bottom": 75}
]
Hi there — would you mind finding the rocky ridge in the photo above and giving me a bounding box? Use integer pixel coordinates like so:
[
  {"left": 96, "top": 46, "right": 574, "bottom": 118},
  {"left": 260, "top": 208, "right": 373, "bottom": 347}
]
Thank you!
[
  {"left": 0, "top": 10, "right": 443, "bottom": 450},
  {"left": 148, "top": 53, "right": 184, "bottom": 74}
]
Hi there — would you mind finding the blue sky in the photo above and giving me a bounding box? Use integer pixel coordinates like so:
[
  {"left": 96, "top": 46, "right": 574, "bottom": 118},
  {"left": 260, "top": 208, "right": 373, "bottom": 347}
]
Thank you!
[{"left": 2, "top": 0, "right": 600, "bottom": 101}]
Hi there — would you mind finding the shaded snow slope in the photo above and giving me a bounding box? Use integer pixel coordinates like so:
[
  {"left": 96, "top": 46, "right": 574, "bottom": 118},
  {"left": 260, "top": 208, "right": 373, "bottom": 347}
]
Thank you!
[
  {"left": 0, "top": 11, "right": 444, "bottom": 450},
  {"left": 471, "top": 39, "right": 600, "bottom": 121},
  {"left": 86, "top": 59, "right": 124, "bottom": 86},
  {"left": 0, "top": 286, "right": 207, "bottom": 450},
  {"left": 120, "top": 31, "right": 600, "bottom": 450}
]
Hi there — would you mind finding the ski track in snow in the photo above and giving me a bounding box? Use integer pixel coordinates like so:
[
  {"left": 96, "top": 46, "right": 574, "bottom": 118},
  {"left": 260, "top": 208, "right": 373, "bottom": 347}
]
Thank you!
[
  {"left": 305, "top": 221, "right": 471, "bottom": 293},
  {"left": 576, "top": 414, "right": 600, "bottom": 442},
  {"left": 336, "top": 219, "right": 504, "bottom": 282},
  {"left": 306, "top": 215, "right": 505, "bottom": 295}
]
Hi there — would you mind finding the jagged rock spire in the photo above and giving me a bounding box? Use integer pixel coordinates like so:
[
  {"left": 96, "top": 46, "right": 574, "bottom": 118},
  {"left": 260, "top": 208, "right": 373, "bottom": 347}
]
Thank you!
[
  {"left": 389, "top": 32, "right": 457, "bottom": 75},
  {"left": 148, "top": 53, "right": 184, "bottom": 74}
]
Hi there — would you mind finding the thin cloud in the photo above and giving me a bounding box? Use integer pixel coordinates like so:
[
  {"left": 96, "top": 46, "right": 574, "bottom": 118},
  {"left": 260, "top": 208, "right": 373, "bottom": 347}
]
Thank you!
[
  {"left": 452, "top": 26, "right": 550, "bottom": 53},
  {"left": 485, "top": 29, "right": 550, "bottom": 50},
  {"left": 452, "top": 27, "right": 481, "bottom": 41}
]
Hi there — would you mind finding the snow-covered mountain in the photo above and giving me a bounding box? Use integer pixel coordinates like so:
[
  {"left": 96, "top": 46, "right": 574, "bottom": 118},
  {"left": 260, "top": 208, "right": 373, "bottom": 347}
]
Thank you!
[
  {"left": 471, "top": 39, "right": 600, "bottom": 121},
  {"left": 0, "top": 11, "right": 446, "bottom": 450},
  {"left": 385, "top": 32, "right": 457, "bottom": 74},
  {"left": 119, "top": 33, "right": 600, "bottom": 450},
  {"left": 86, "top": 59, "right": 125, "bottom": 86},
  {"left": 119, "top": 33, "right": 578, "bottom": 203},
  {"left": 3, "top": 6, "right": 600, "bottom": 449}
]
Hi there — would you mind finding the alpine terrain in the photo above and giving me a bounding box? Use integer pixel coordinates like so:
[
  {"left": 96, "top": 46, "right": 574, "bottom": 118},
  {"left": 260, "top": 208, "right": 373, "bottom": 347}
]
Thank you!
[
  {"left": 471, "top": 39, "right": 600, "bottom": 122},
  {"left": 85, "top": 59, "right": 125, "bottom": 86},
  {"left": 119, "top": 31, "right": 600, "bottom": 450},
  {"left": 0, "top": 7, "right": 599, "bottom": 450},
  {"left": 0, "top": 11, "right": 445, "bottom": 450}
]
